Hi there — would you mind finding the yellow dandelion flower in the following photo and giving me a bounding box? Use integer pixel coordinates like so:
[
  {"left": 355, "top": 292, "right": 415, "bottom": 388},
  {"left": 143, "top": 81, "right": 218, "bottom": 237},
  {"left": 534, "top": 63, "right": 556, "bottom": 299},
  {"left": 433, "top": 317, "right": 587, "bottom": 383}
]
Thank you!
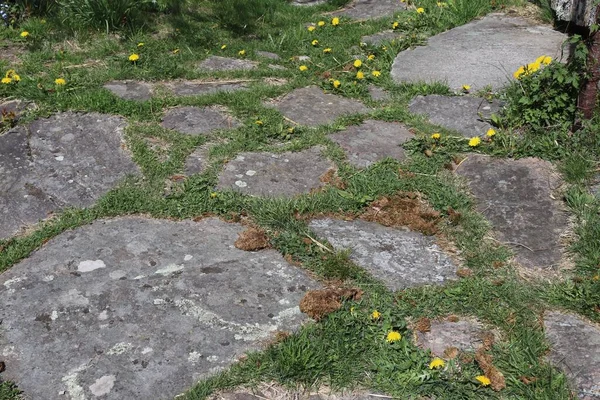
[
  {"left": 527, "top": 62, "right": 541, "bottom": 73},
  {"left": 356, "top": 71, "right": 365, "bottom": 80},
  {"left": 372, "top": 70, "right": 381, "bottom": 77},
  {"left": 368, "top": 54, "right": 375, "bottom": 60},
  {"left": 311, "top": 39, "right": 319, "bottom": 46},
  {"left": 513, "top": 65, "right": 526, "bottom": 79},
  {"left": 210, "top": 192, "right": 218, "bottom": 198},
  {"left": 172, "top": 48, "right": 180, "bottom": 54},
  {"left": 462, "top": 84, "right": 471, "bottom": 92},
  {"left": 54, "top": 78, "right": 66, "bottom": 85},
  {"left": 353, "top": 59, "right": 362, "bottom": 68},
  {"left": 318, "top": 20, "right": 326, "bottom": 26},
  {"left": 307, "top": 25, "right": 316, "bottom": 32},
  {"left": 12, "top": 74, "right": 20, "bottom": 82},
  {"left": 476, "top": 375, "right": 491, "bottom": 386},
  {"left": 542, "top": 56, "right": 552, "bottom": 65},
  {"left": 333, "top": 80, "right": 341, "bottom": 88},
  {"left": 20, "top": 31, "right": 29, "bottom": 38},
  {"left": 437, "top": 1, "right": 447, "bottom": 6},
  {"left": 468, "top": 137, "right": 481, "bottom": 147},
  {"left": 392, "top": 21, "right": 399, "bottom": 29},
  {"left": 486, "top": 128, "right": 496, "bottom": 137},
  {"left": 299, "top": 65, "right": 308, "bottom": 71},
  {"left": 323, "top": 48, "right": 332, "bottom": 53},
  {"left": 255, "top": 120, "right": 263, "bottom": 125},
  {"left": 128, "top": 53, "right": 140, "bottom": 62},
  {"left": 386, "top": 331, "right": 401, "bottom": 343},
  {"left": 431, "top": 133, "right": 441, "bottom": 140},
  {"left": 371, "top": 310, "right": 381, "bottom": 320},
  {"left": 416, "top": 7, "right": 425, "bottom": 13},
  {"left": 221, "top": 44, "right": 227, "bottom": 50},
  {"left": 1, "top": 77, "right": 12, "bottom": 84},
  {"left": 137, "top": 42, "right": 144, "bottom": 47},
  {"left": 332, "top": 17, "right": 340, "bottom": 26},
  {"left": 429, "top": 358, "right": 445, "bottom": 369},
  {"left": 238, "top": 50, "right": 246, "bottom": 56}
]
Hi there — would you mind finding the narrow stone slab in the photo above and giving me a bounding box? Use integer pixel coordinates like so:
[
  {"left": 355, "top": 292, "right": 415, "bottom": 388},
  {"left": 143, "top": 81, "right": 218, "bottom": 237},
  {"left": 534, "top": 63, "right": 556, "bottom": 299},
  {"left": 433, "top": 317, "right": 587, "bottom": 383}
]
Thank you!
[
  {"left": 309, "top": 219, "right": 458, "bottom": 290},
  {"left": 415, "top": 318, "right": 489, "bottom": 357},
  {"left": 103, "top": 80, "right": 153, "bottom": 101},
  {"left": 198, "top": 56, "right": 259, "bottom": 72},
  {"left": 328, "top": 120, "right": 413, "bottom": 168},
  {"left": 456, "top": 155, "right": 568, "bottom": 270},
  {"left": 0, "top": 217, "right": 317, "bottom": 400},
  {"left": 367, "top": 85, "right": 391, "bottom": 101},
  {"left": 0, "top": 112, "right": 138, "bottom": 240},
  {"left": 185, "top": 145, "right": 210, "bottom": 175},
  {"left": 212, "top": 385, "right": 384, "bottom": 400},
  {"left": 409, "top": 95, "right": 502, "bottom": 137},
  {"left": 268, "top": 86, "right": 370, "bottom": 127},
  {"left": 217, "top": 147, "right": 332, "bottom": 197},
  {"left": 544, "top": 311, "right": 600, "bottom": 399},
  {"left": 361, "top": 31, "right": 404, "bottom": 46},
  {"left": 291, "top": 0, "right": 326, "bottom": 5},
  {"left": 166, "top": 80, "right": 249, "bottom": 97},
  {"left": 161, "top": 106, "right": 241, "bottom": 136},
  {"left": 333, "top": 0, "right": 406, "bottom": 19},
  {"left": 256, "top": 51, "right": 280, "bottom": 60},
  {"left": 391, "top": 14, "right": 567, "bottom": 91}
]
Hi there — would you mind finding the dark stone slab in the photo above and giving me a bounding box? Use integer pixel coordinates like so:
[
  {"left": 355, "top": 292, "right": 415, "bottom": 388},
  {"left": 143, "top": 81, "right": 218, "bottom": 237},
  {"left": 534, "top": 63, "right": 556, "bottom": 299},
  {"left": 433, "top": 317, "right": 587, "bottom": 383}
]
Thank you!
[
  {"left": 361, "top": 31, "right": 404, "bottom": 46},
  {"left": 333, "top": 0, "right": 407, "bottom": 19},
  {"left": 256, "top": 51, "right": 280, "bottom": 60},
  {"left": 268, "top": 86, "right": 370, "bottom": 127},
  {"left": 309, "top": 219, "right": 458, "bottom": 290},
  {"left": 391, "top": 14, "right": 567, "bottom": 91},
  {"left": 409, "top": 95, "right": 502, "bottom": 137},
  {"left": 217, "top": 147, "right": 333, "bottom": 197},
  {"left": 198, "top": 56, "right": 259, "bottom": 72},
  {"left": 103, "top": 80, "right": 153, "bottom": 101},
  {"left": 185, "top": 146, "right": 210, "bottom": 176},
  {"left": 328, "top": 120, "right": 413, "bottom": 168},
  {"left": 456, "top": 155, "right": 568, "bottom": 270},
  {"left": 415, "top": 318, "right": 489, "bottom": 357},
  {"left": 161, "top": 106, "right": 241, "bottom": 136},
  {"left": 367, "top": 85, "right": 391, "bottom": 101},
  {"left": 0, "top": 112, "right": 138, "bottom": 239},
  {"left": 544, "top": 311, "right": 600, "bottom": 400},
  {"left": 0, "top": 217, "right": 317, "bottom": 400},
  {"left": 166, "top": 80, "right": 249, "bottom": 97}
]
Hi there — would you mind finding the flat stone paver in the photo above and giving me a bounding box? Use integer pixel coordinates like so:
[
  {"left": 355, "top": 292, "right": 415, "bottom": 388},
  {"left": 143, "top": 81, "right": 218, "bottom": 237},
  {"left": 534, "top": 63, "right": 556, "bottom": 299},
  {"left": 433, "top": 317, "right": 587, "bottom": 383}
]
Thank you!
[
  {"left": 361, "top": 31, "right": 404, "bottom": 46},
  {"left": 333, "top": 0, "right": 406, "bottom": 19},
  {"left": 409, "top": 95, "right": 502, "bottom": 137},
  {"left": 198, "top": 56, "right": 259, "bottom": 72},
  {"left": 0, "top": 112, "right": 138, "bottom": 240},
  {"left": 103, "top": 80, "right": 153, "bottom": 101},
  {"left": 166, "top": 80, "right": 250, "bottom": 97},
  {"left": 161, "top": 106, "right": 241, "bottom": 136},
  {"left": 391, "top": 14, "right": 567, "bottom": 91},
  {"left": 185, "top": 146, "right": 210, "bottom": 175},
  {"left": 415, "top": 319, "right": 489, "bottom": 357},
  {"left": 268, "top": 86, "right": 370, "bottom": 127},
  {"left": 0, "top": 217, "right": 317, "bottom": 400},
  {"left": 256, "top": 51, "right": 280, "bottom": 60},
  {"left": 217, "top": 147, "right": 333, "bottom": 197},
  {"left": 456, "top": 155, "right": 568, "bottom": 270},
  {"left": 328, "top": 120, "right": 413, "bottom": 168},
  {"left": 309, "top": 219, "right": 458, "bottom": 290},
  {"left": 544, "top": 311, "right": 600, "bottom": 399},
  {"left": 368, "top": 85, "right": 391, "bottom": 101}
]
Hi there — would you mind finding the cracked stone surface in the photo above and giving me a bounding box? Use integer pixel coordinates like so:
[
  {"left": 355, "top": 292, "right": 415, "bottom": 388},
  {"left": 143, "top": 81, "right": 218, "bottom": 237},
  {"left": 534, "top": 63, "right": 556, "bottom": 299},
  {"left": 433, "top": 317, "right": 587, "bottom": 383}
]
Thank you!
[
  {"left": 268, "top": 86, "right": 370, "bottom": 127},
  {"left": 103, "top": 80, "right": 153, "bottom": 101},
  {"left": 198, "top": 56, "right": 259, "bottom": 72},
  {"left": 161, "top": 106, "right": 241, "bottom": 136},
  {"left": 544, "top": 311, "right": 600, "bottom": 400},
  {"left": 328, "top": 120, "right": 413, "bottom": 168},
  {"left": 309, "top": 219, "right": 458, "bottom": 290},
  {"left": 217, "top": 146, "right": 333, "bottom": 197},
  {"left": 0, "top": 217, "right": 317, "bottom": 400},
  {"left": 456, "top": 155, "right": 568, "bottom": 270},
  {"left": 409, "top": 95, "right": 502, "bottom": 137},
  {"left": 166, "top": 80, "right": 249, "bottom": 97},
  {"left": 332, "top": 0, "right": 407, "bottom": 19},
  {"left": 367, "top": 85, "right": 390, "bottom": 101},
  {"left": 185, "top": 145, "right": 211, "bottom": 176},
  {"left": 415, "top": 318, "right": 489, "bottom": 357},
  {"left": 0, "top": 112, "right": 138, "bottom": 240},
  {"left": 361, "top": 31, "right": 404, "bottom": 46},
  {"left": 391, "top": 14, "right": 567, "bottom": 91}
]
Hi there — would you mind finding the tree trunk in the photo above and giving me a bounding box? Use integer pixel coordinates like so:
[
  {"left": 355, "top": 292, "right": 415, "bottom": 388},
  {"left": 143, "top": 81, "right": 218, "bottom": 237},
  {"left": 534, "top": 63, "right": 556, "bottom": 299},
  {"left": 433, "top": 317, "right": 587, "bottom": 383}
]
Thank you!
[{"left": 578, "top": 30, "right": 600, "bottom": 119}]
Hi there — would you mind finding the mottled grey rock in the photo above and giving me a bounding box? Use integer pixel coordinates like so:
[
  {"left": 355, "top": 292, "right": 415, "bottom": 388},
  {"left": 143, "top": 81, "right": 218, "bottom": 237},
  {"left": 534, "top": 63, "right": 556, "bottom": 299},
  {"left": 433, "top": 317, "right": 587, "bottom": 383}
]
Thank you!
[
  {"left": 161, "top": 106, "right": 241, "bottom": 136},
  {"left": 361, "top": 31, "right": 404, "bottom": 46},
  {"left": 166, "top": 80, "right": 249, "bottom": 97},
  {"left": 544, "top": 311, "right": 600, "bottom": 400},
  {"left": 456, "top": 155, "right": 568, "bottom": 270},
  {"left": 552, "top": 0, "right": 599, "bottom": 26},
  {"left": 309, "top": 219, "right": 458, "bottom": 290},
  {"left": 211, "top": 384, "right": 385, "bottom": 400},
  {"left": 217, "top": 147, "right": 333, "bottom": 197},
  {"left": 256, "top": 51, "right": 280, "bottom": 60},
  {"left": 0, "top": 217, "right": 317, "bottom": 400},
  {"left": 409, "top": 95, "right": 502, "bottom": 137},
  {"left": 367, "top": 85, "right": 391, "bottom": 101},
  {"left": 291, "top": 0, "right": 326, "bottom": 5},
  {"left": 198, "top": 56, "right": 259, "bottom": 72},
  {"left": 103, "top": 80, "right": 153, "bottom": 101},
  {"left": 185, "top": 145, "right": 210, "bottom": 176},
  {"left": 333, "top": 0, "right": 406, "bottom": 19},
  {"left": 268, "top": 86, "right": 370, "bottom": 127},
  {"left": 391, "top": 14, "right": 567, "bottom": 91},
  {"left": 328, "top": 120, "right": 413, "bottom": 168},
  {"left": 592, "top": 175, "right": 600, "bottom": 198},
  {"left": 416, "top": 319, "right": 488, "bottom": 357},
  {"left": 0, "top": 112, "right": 138, "bottom": 240}
]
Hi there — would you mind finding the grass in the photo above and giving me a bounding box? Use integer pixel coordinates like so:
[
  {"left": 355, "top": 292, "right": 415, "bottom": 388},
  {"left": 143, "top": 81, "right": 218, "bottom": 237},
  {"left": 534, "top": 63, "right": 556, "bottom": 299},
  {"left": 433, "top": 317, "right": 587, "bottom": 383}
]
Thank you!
[{"left": 1, "top": 0, "right": 599, "bottom": 399}]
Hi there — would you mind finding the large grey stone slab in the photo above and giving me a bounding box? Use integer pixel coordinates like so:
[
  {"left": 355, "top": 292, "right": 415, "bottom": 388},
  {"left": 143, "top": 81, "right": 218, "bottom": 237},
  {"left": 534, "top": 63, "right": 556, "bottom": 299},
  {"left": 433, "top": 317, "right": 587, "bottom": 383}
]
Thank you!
[
  {"left": 161, "top": 106, "right": 241, "bottom": 136},
  {"left": 409, "top": 95, "right": 502, "bottom": 137},
  {"left": 0, "top": 217, "right": 317, "bottom": 400},
  {"left": 328, "top": 120, "right": 413, "bottom": 168},
  {"left": 166, "top": 80, "right": 249, "bottom": 97},
  {"left": 309, "top": 219, "right": 458, "bottom": 290},
  {"left": 268, "top": 86, "right": 370, "bottom": 127},
  {"left": 415, "top": 319, "right": 488, "bottom": 357},
  {"left": 217, "top": 147, "right": 333, "bottom": 197},
  {"left": 391, "top": 14, "right": 567, "bottom": 91},
  {"left": 361, "top": 31, "right": 404, "bottom": 46},
  {"left": 0, "top": 112, "right": 138, "bottom": 240},
  {"left": 333, "top": 0, "right": 406, "bottom": 19},
  {"left": 544, "top": 311, "right": 600, "bottom": 400},
  {"left": 103, "top": 80, "right": 153, "bottom": 101},
  {"left": 198, "top": 56, "right": 259, "bottom": 72},
  {"left": 456, "top": 155, "right": 568, "bottom": 270}
]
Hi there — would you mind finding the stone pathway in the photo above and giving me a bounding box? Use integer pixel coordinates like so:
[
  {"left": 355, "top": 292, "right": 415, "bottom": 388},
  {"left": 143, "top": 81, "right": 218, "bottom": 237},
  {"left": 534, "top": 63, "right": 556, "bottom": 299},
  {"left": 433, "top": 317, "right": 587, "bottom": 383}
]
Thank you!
[
  {"left": 104, "top": 80, "right": 153, "bottom": 101},
  {"left": 198, "top": 56, "right": 259, "bottom": 72},
  {"left": 104, "top": 80, "right": 254, "bottom": 100},
  {"left": 161, "top": 106, "right": 241, "bottom": 136},
  {"left": 360, "top": 31, "right": 404, "bottom": 47},
  {"left": 331, "top": 0, "right": 406, "bottom": 20},
  {"left": 415, "top": 318, "right": 492, "bottom": 357}
]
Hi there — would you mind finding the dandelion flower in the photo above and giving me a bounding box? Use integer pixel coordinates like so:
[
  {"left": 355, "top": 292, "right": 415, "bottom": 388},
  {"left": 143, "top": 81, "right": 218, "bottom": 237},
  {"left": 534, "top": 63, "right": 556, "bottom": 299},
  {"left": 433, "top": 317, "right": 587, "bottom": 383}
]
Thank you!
[
  {"left": 486, "top": 128, "right": 496, "bottom": 137},
  {"left": 307, "top": 26, "right": 316, "bottom": 32},
  {"left": 238, "top": 50, "right": 246, "bottom": 56},
  {"left": 333, "top": 80, "right": 341, "bottom": 88},
  {"left": 368, "top": 54, "right": 375, "bottom": 60},
  {"left": 332, "top": 17, "right": 340, "bottom": 26},
  {"left": 468, "top": 137, "right": 481, "bottom": 147},
  {"left": 128, "top": 53, "right": 140, "bottom": 62},
  {"left": 392, "top": 21, "right": 399, "bottom": 29},
  {"left": 1, "top": 77, "right": 12, "bottom": 84},
  {"left": 542, "top": 56, "right": 552, "bottom": 65},
  {"left": 356, "top": 71, "right": 364, "bottom": 80},
  {"left": 54, "top": 78, "right": 66, "bottom": 85},
  {"left": 353, "top": 59, "right": 362, "bottom": 68},
  {"left": 372, "top": 70, "right": 381, "bottom": 77},
  {"left": 437, "top": 1, "right": 447, "bottom": 6},
  {"left": 431, "top": 133, "right": 441, "bottom": 140},
  {"left": 255, "top": 120, "right": 263, "bottom": 125},
  {"left": 513, "top": 65, "right": 526, "bottom": 79},
  {"left": 299, "top": 65, "right": 308, "bottom": 71},
  {"left": 476, "top": 375, "right": 491, "bottom": 386},
  {"left": 137, "top": 42, "right": 144, "bottom": 47},
  {"left": 12, "top": 74, "right": 20, "bottom": 82},
  {"left": 386, "top": 331, "right": 401, "bottom": 343},
  {"left": 311, "top": 39, "right": 319, "bottom": 46},
  {"left": 323, "top": 48, "right": 332, "bottom": 53},
  {"left": 462, "top": 84, "right": 471, "bottom": 92},
  {"left": 416, "top": 7, "right": 425, "bottom": 13},
  {"left": 527, "top": 62, "right": 540, "bottom": 73},
  {"left": 429, "top": 358, "right": 445, "bottom": 369},
  {"left": 210, "top": 192, "right": 218, "bottom": 198},
  {"left": 221, "top": 44, "right": 227, "bottom": 50},
  {"left": 371, "top": 310, "right": 381, "bottom": 320},
  {"left": 20, "top": 31, "right": 29, "bottom": 38},
  {"left": 318, "top": 20, "right": 326, "bottom": 26}
]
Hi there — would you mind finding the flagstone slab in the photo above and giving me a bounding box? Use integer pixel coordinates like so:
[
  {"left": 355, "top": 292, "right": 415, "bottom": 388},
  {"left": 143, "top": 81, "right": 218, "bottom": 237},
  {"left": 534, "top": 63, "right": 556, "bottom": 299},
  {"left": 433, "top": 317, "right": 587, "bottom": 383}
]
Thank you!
[
  {"left": 544, "top": 311, "right": 600, "bottom": 399},
  {"left": 0, "top": 217, "right": 317, "bottom": 400},
  {"left": 161, "top": 106, "right": 241, "bottom": 136},
  {"left": 256, "top": 51, "right": 280, "bottom": 60},
  {"left": 291, "top": 0, "right": 326, "bottom": 5},
  {"left": 328, "top": 120, "right": 413, "bottom": 168},
  {"left": 309, "top": 219, "right": 458, "bottom": 290},
  {"left": 268, "top": 86, "right": 370, "bottom": 127},
  {"left": 409, "top": 95, "right": 502, "bottom": 137},
  {"left": 0, "top": 112, "right": 138, "bottom": 240},
  {"left": 391, "top": 13, "right": 567, "bottom": 91},
  {"left": 415, "top": 318, "right": 489, "bottom": 357},
  {"left": 368, "top": 85, "right": 391, "bottom": 101},
  {"left": 103, "top": 80, "right": 153, "bottom": 101},
  {"left": 166, "top": 80, "right": 250, "bottom": 97},
  {"left": 185, "top": 146, "right": 211, "bottom": 176},
  {"left": 332, "top": 0, "right": 407, "bottom": 19},
  {"left": 361, "top": 31, "right": 404, "bottom": 46},
  {"left": 456, "top": 155, "right": 568, "bottom": 270},
  {"left": 198, "top": 56, "right": 259, "bottom": 72},
  {"left": 217, "top": 146, "right": 333, "bottom": 197}
]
